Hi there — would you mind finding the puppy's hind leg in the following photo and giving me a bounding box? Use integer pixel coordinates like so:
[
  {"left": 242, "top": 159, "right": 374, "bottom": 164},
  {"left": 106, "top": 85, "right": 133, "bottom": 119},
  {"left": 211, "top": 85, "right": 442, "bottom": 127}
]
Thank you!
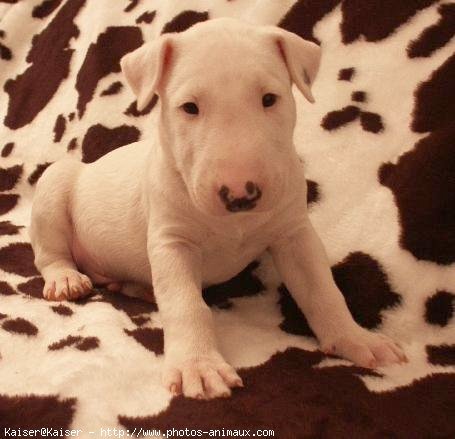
[
  {"left": 121, "top": 282, "right": 155, "bottom": 303},
  {"left": 30, "top": 159, "right": 92, "bottom": 301},
  {"left": 105, "top": 282, "right": 155, "bottom": 303}
]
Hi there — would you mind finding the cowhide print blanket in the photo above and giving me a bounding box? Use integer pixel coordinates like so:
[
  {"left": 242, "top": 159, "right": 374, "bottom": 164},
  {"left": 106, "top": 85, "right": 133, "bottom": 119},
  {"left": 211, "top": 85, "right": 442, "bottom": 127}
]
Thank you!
[{"left": 0, "top": 0, "right": 454, "bottom": 437}]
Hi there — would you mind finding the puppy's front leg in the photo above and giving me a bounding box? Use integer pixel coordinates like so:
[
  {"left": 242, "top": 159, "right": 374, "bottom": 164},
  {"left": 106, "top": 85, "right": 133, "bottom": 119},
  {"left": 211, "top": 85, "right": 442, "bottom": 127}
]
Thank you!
[
  {"left": 270, "top": 219, "right": 407, "bottom": 368},
  {"left": 149, "top": 240, "right": 243, "bottom": 399}
]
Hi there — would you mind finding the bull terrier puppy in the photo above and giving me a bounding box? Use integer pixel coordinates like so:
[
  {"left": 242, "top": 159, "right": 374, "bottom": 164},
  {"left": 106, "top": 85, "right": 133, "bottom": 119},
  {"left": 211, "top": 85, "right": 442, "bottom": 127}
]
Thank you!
[{"left": 30, "top": 18, "right": 407, "bottom": 399}]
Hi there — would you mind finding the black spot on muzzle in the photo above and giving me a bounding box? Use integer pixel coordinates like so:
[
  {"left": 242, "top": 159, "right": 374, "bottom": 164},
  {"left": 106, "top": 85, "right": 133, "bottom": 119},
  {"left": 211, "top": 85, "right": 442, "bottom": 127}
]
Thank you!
[{"left": 218, "top": 181, "right": 262, "bottom": 212}]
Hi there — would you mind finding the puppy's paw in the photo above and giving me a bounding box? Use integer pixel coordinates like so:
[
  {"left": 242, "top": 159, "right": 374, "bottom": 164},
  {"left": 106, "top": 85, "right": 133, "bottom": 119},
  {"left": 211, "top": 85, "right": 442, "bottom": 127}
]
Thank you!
[
  {"left": 321, "top": 327, "right": 408, "bottom": 369},
  {"left": 43, "top": 269, "right": 93, "bottom": 301},
  {"left": 163, "top": 351, "right": 243, "bottom": 399}
]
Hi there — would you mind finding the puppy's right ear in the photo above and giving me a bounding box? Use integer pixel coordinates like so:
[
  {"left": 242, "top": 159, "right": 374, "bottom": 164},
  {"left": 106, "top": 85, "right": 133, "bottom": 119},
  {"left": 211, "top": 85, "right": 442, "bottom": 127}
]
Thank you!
[{"left": 120, "top": 35, "right": 174, "bottom": 111}]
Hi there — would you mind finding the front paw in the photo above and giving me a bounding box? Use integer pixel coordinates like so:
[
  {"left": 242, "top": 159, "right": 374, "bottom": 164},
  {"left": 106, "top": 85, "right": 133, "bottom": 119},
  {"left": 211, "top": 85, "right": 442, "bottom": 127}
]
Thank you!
[
  {"left": 163, "top": 350, "right": 243, "bottom": 399},
  {"left": 321, "top": 327, "right": 408, "bottom": 368}
]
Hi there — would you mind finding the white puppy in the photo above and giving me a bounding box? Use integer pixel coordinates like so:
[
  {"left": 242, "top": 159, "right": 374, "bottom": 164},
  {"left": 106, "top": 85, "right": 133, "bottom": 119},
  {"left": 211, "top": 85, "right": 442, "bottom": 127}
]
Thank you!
[{"left": 30, "top": 18, "right": 407, "bottom": 399}]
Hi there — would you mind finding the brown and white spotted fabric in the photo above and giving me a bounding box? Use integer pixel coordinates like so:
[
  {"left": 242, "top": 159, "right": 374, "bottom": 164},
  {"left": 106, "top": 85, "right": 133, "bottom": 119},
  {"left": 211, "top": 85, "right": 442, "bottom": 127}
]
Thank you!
[{"left": 1, "top": 0, "right": 454, "bottom": 437}]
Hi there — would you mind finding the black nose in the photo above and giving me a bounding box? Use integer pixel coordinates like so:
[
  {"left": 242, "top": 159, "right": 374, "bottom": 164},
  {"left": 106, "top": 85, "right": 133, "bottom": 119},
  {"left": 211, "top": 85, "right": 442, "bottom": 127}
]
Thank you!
[{"left": 218, "top": 181, "right": 262, "bottom": 212}]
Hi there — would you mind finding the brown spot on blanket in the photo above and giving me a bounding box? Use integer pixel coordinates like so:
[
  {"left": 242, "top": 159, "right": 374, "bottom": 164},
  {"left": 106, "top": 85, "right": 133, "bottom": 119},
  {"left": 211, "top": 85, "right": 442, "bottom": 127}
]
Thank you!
[
  {"left": 407, "top": 4, "right": 455, "bottom": 58},
  {"left": 279, "top": 0, "right": 341, "bottom": 44},
  {"left": 379, "top": 122, "right": 455, "bottom": 264},
  {"left": 119, "top": 348, "right": 455, "bottom": 439},
  {"left": 279, "top": 252, "right": 401, "bottom": 336},
  {"left": 278, "top": 283, "right": 314, "bottom": 337},
  {"left": 124, "top": 0, "right": 139, "bottom": 13},
  {"left": 412, "top": 53, "right": 455, "bottom": 133},
  {"left": 333, "top": 252, "right": 401, "bottom": 328},
  {"left": 0, "top": 394, "right": 76, "bottom": 430},
  {"left": 87, "top": 290, "right": 158, "bottom": 324},
  {"left": 53, "top": 114, "right": 66, "bottom": 142},
  {"left": 2, "top": 317, "right": 38, "bottom": 336},
  {"left": 338, "top": 67, "right": 355, "bottom": 81},
  {"left": 28, "top": 162, "right": 52, "bottom": 185},
  {"left": 425, "top": 291, "right": 454, "bottom": 327},
  {"left": 3, "top": 0, "right": 86, "bottom": 129},
  {"left": 136, "top": 11, "right": 156, "bottom": 25},
  {"left": 202, "top": 261, "right": 264, "bottom": 309},
  {"left": 0, "top": 243, "right": 39, "bottom": 277},
  {"left": 67, "top": 137, "right": 78, "bottom": 151},
  {"left": 48, "top": 335, "right": 99, "bottom": 351},
  {"left": 0, "top": 281, "right": 16, "bottom": 296},
  {"left": 0, "top": 41, "right": 12, "bottom": 60},
  {"left": 360, "top": 111, "right": 384, "bottom": 133},
  {"left": 162, "top": 10, "right": 209, "bottom": 34},
  {"left": 426, "top": 344, "right": 455, "bottom": 366},
  {"left": 0, "top": 164, "right": 22, "bottom": 191},
  {"left": 125, "top": 95, "right": 158, "bottom": 117},
  {"left": 32, "top": 0, "right": 64, "bottom": 19},
  {"left": 306, "top": 179, "right": 320, "bottom": 204},
  {"left": 321, "top": 105, "right": 360, "bottom": 130},
  {"left": 0, "top": 220, "right": 23, "bottom": 236},
  {"left": 76, "top": 26, "right": 143, "bottom": 118},
  {"left": 81, "top": 123, "right": 140, "bottom": 163},
  {"left": 1, "top": 142, "right": 14, "bottom": 157},
  {"left": 0, "top": 194, "right": 19, "bottom": 215},
  {"left": 341, "top": 0, "right": 438, "bottom": 44},
  {"left": 51, "top": 304, "right": 74, "bottom": 316},
  {"left": 352, "top": 91, "right": 367, "bottom": 102},
  {"left": 100, "top": 81, "right": 123, "bottom": 96},
  {"left": 17, "top": 276, "right": 45, "bottom": 298},
  {"left": 125, "top": 328, "right": 164, "bottom": 355}
]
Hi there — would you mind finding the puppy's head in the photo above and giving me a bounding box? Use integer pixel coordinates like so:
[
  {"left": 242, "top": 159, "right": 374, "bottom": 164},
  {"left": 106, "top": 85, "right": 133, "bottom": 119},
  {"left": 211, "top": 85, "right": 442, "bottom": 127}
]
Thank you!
[{"left": 121, "top": 18, "right": 320, "bottom": 216}]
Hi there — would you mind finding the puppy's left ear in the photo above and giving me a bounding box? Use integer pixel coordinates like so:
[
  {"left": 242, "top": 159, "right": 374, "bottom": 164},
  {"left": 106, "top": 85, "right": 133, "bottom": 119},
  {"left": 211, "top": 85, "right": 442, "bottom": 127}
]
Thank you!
[
  {"left": 268, "top": 28, "right": 321, "bottom": 103},
  {"left": 120, "top": 35, "right": 174, "bottom": 111}
]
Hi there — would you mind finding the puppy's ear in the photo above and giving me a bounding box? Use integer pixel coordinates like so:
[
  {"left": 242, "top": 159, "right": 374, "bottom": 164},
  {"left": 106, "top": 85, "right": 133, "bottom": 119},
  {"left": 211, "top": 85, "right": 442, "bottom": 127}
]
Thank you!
[
  {"left": 268, "top": 28, "right": 321, "bottom": 103},
  {"left": 120, "top": 35, "right": 174, "bottom": 111}
]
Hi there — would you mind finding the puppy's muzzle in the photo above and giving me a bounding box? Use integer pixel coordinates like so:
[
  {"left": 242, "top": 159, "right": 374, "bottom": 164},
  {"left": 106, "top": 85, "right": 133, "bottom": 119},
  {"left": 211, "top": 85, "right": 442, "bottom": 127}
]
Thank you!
[{"left": 218, "top": 181, "right": 262, "bottom": 212}]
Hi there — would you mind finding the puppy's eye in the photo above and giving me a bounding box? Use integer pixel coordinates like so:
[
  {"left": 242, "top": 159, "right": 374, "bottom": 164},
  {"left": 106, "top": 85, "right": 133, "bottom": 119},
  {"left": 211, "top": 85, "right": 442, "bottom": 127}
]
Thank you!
[
  {"left": 262, "top": 93, "right": 277, "bottom": 108},
  {"left": 182, "top": 102, "right": 199, "bottom": 115}
]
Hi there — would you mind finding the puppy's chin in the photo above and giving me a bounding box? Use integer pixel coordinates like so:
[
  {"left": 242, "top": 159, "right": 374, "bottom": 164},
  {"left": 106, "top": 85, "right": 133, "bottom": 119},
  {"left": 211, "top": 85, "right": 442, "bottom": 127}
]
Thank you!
[{"left": 191, "top": 197, "right": 233, "bottom": 217}]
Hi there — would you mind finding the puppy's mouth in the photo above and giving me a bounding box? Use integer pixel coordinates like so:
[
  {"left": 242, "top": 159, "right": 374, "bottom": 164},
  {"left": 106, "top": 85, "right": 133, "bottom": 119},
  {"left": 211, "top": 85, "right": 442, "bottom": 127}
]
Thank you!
[{"left": 218, "top": 183, "right": 262, "bottom": 213}]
